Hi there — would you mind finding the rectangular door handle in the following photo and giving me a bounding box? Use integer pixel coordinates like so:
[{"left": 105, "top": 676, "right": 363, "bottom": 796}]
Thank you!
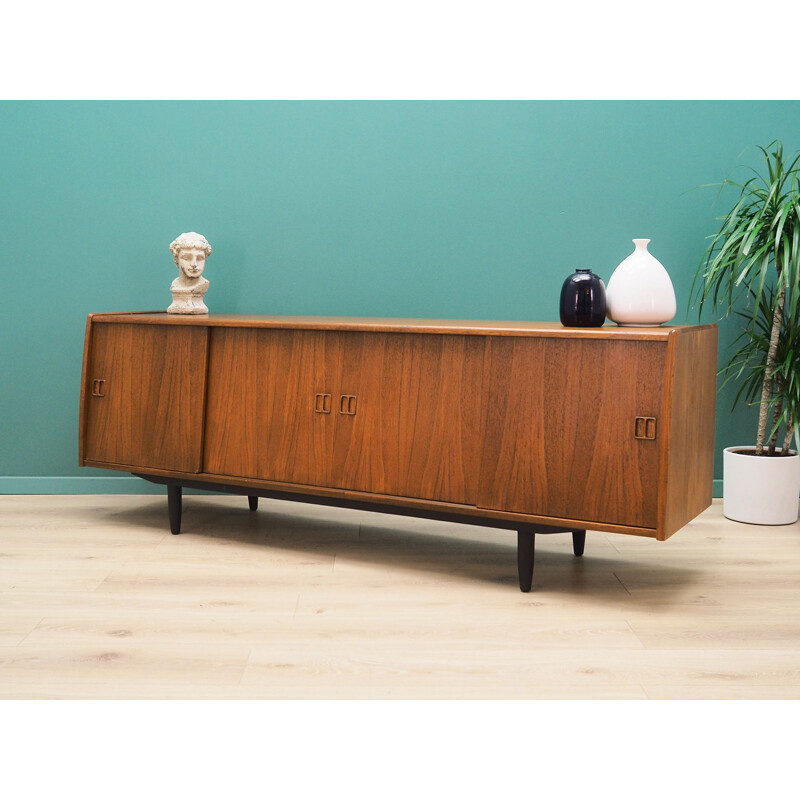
[
  {"left": 91, "top": 379, "right": 106, "bottom": 397},
  {"left": 634, "top": 416, "right": 657, "bottom": 440},
  {"left": 314, "top": 393, "right": 332, "bottom": 413},
  {"left": 339, "top": 395, "right": 357, "bottom": 415}
]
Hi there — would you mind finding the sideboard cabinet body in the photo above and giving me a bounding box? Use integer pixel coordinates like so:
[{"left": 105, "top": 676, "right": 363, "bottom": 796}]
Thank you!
[{"left": 80, "top": 313, "right": 717, "bottom": 545}]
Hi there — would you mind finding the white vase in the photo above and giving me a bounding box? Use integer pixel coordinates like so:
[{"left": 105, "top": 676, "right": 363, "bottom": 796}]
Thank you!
[
  {"left": 606, "top": 239, "right": 677, "bottom": 326},
  {"left": 723, "top": 446, "right": 800, "bottom": 525}
]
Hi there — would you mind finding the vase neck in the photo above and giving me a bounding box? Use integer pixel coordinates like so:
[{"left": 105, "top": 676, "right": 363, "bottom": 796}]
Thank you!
[{"left": 632, "top": 238, "right": 651, "bottom": 252}]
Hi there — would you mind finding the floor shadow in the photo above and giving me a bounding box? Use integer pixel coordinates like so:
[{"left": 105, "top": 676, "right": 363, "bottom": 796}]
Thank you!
[{"left": 67, "top": 494, "right": 703, "bottom": 604}]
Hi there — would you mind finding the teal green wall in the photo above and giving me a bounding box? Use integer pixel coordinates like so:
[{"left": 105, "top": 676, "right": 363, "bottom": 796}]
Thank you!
[{"left": 2, "top": 100, "right": 800, "bottom": 492}]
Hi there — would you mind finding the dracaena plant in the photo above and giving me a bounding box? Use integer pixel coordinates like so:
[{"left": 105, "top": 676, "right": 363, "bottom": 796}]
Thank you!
[
  {"left": 720, "top": 287, "right": 800, "bottom": 454},
  {"left": 693, "top": 140, "right": 800, "bottom": 455}
]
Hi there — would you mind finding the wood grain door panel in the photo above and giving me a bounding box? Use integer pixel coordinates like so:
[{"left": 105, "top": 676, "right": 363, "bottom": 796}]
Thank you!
[
  {"left": 84, "top": 323, "right": 208, "bottom": 472},
  {"left": 204, "top": 328, "right": 481, "bottom": 504},
  {"left": 332, "top": 332, "right": 482, "bottom": 504},
  {"left": 203, "top": 328, "right": 340, "bottom": 485},
  {"left": 478, "top": 337, "right": 665, "bottom": 528}
]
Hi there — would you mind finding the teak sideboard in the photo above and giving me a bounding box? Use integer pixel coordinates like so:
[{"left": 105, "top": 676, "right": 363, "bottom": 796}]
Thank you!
[{"left": 79, "top": 312, "right": 718, "bottom": 591}]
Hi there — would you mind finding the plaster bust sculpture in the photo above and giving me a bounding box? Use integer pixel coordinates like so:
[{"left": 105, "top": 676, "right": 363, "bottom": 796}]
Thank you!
[{"left": 167, "top": 232, "right": 212, "bottom": 314}]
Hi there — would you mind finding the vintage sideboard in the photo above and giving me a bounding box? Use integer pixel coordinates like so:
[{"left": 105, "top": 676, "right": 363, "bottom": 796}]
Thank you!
[{"left": 79, "top": 312, "right": 717, "bottom": 591}]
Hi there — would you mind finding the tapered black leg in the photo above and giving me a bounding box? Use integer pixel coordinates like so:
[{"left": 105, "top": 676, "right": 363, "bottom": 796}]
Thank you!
[
  {"left": 517, "top": 528, "right": 536, "bottom": 592},
  {"left": 248, "top": 495, "right": 259, "bottom": 511},
  {"left": 168, "top": 484, "right": 182, "bottom": 535},
  {"left": 572, "top": 529, "right": 586, "bottom": 557}
]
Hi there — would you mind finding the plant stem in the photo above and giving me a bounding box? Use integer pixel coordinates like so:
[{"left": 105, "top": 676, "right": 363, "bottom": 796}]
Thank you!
[
  {"left": 756, "top": 284, "right": 785, "bottom": 455},
  {"left": 783, "top": 410, "right": 795, "bottom": 454},
  {"left": 768, "top": 396, "right": 783, "bottom": 456}
]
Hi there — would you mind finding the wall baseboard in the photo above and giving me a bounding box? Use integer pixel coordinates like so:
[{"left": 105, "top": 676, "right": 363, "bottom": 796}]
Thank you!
[
  {"left": 0, "top": 477, "right": 210, "bottom": 495},
  {"left": 1, "top": 476, "right": 726, "bottom": 498}
]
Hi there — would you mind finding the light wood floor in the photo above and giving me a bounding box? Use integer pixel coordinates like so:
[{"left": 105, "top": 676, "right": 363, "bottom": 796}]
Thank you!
[{"left": 1, "top": 493, "right": 799, "bottom": 699}]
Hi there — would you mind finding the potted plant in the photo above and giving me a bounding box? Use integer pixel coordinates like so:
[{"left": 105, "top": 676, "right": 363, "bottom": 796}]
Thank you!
[{"left": 693, "top": 140, "right": 800, "bottom": 524}]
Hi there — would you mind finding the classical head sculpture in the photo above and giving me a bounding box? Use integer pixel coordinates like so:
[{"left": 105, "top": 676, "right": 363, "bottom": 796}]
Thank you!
[{"left": 167, "top": 232, "right": 212, "bottom": 315}]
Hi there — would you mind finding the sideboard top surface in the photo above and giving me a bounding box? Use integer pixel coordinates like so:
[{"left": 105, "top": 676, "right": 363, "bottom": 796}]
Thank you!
[{"left": 87, "top": 312, "right": 715, "bottom": 341}]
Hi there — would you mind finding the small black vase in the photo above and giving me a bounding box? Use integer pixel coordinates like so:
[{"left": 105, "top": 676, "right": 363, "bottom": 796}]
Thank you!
[{"left": 559, "top": 269, "right": 607, "bottom": 327}]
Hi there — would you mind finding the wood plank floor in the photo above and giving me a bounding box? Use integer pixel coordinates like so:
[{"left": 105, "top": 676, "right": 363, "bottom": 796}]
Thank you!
[{"left": 1, "top": 493, "right": 799, "bottom": 699}]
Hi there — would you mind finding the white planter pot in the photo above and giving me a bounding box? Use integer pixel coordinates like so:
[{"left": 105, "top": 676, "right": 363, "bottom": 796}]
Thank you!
[{"left": 723, "top": 446, "right": 800, "bottom": 525}]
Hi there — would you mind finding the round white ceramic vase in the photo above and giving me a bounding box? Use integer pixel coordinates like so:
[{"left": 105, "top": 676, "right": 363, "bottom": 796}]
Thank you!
[
  {"left": 606, "top": 238, "right": 677, "bottom": 326},
  {"left": 723, "top": 446, "right": 800, "bottom": 525}
]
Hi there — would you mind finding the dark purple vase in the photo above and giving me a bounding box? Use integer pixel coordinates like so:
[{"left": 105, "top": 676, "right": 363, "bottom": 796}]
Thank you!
[{"left": 559, "top": 269, "right": 607, "bottom": 327}]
